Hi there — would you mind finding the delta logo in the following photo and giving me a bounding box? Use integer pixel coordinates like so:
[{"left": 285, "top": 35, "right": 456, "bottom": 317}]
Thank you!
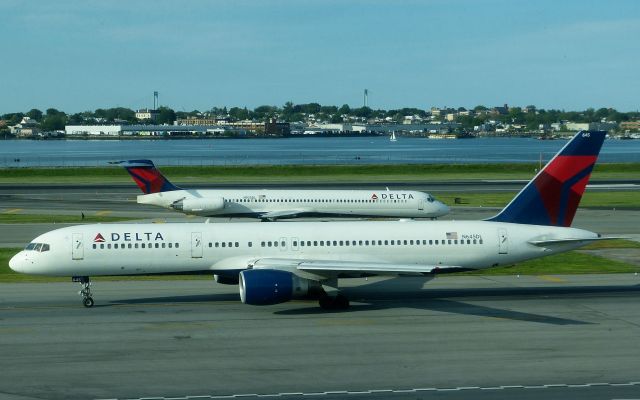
[
  {"left": 94, "top": 233, "right": 106, "bottom": 243},
  {"left": 371, "top": 193, "right": 414, "bottom": 200}
]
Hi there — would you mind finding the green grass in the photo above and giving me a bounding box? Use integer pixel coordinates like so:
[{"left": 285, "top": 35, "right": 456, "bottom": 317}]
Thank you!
[
  {"left": 435, "top": 191, "right": 640, "bottom": 209},
  {"left": 461, "top": 252, "right": 638, "bottom": 276},
  {"left": 0, "top": 214, "right": 136, "bottom": 224},
  {"left": 2, "top": 240, "right": 638, "bottom": 283},
  {"left": 1, "top": 162, "right": 639, "bottom": 184}
]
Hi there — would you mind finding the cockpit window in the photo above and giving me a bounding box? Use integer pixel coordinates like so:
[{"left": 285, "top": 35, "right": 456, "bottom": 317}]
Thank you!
[
  {"left": 427, "top": 195, "right": 434, "bottom": 202},
  {"left": 24, "top": 242, "right": 50, "bottom": 252}
]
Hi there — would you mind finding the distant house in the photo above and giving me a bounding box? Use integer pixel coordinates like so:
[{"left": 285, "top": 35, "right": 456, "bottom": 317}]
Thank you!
[
  {"left": 135, "top": 109, "right": 159, "bottom": 121},
  {"left": 9, "top": 117, "right": 41, "bottom": 137}
]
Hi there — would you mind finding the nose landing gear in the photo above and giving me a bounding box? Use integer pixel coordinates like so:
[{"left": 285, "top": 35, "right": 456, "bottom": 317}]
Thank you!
[{"left": 72, "top": 276, "right": 94, "bottom": 308}]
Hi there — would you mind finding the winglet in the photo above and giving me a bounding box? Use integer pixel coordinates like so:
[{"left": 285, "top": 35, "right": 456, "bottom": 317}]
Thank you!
[
  {"left": 113, "top": 159, "right": 181, "bottom": 194},
  {"left": 487, "top": 131, "right": 606, "bottom": 227}
]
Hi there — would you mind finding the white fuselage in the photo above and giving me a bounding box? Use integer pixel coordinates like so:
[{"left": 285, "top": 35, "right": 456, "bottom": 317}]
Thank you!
[
  {"left": 137, "top": 189, "right": 449, "bottom": 218},
  {"left": 10, "top": 220, "right": 598, "bottom": 277}
]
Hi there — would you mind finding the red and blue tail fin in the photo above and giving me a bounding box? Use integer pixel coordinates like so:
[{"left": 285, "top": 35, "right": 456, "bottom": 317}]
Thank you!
[
  {"left": 115, "top": 159, "right": 181, "bottom": 194},
  {"left": 488, "top": 131, "right": 606, "bottom": 227}
]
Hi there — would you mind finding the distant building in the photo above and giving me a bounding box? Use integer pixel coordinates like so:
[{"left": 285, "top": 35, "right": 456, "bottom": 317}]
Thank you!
[
  {"left": 135, "top": 109, "right": 159, "bottom": 121},
  {"left": 490, "top": 104, "right": 509, "bottom": 115},
  {"left": 9, "top": 117, "right": 41, "bottom": 137},
  {"left": 264, "top": 119, "right": 291, "bottom": 136},
  {"left": 565, "top": 122, "right": 617, "bottom": 132},
  {"left": 620, "top": 121, "right": 640, "bottom": 132}
]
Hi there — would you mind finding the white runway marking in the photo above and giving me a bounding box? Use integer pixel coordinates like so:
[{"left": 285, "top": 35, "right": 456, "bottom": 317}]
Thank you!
[{"left": 104, "top": 381, "right": 640, "bottom": 400}]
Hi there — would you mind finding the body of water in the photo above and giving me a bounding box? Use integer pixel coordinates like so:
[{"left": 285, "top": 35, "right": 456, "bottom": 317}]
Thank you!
[{"left": 1, "top": 136, "right": 639, "bottom": 167}]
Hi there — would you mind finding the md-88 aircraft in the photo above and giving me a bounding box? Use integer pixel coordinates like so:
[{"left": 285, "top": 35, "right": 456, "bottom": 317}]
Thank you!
[
  {"left": 115, "top": 159, "right": 450, "bottom": 220},
  {"left": 10, "top": 131, "right": 611, "bottom": 309}
]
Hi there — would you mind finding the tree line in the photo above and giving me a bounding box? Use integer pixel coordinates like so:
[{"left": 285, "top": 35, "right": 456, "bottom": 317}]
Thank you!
[{"left": 2, "top": 103, "right": 638, "bottom": 132}]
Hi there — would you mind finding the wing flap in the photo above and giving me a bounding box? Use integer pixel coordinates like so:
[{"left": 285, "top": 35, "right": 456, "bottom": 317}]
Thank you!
[
  {"left": 260, "top": 209, "right": 311, "bottom": 220},
  {"left": 252, "top": 257, "right": 461, "bottom": 275}
]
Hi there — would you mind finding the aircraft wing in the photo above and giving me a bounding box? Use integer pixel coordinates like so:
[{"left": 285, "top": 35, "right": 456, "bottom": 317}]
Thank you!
[
  {"left": 260, "top": 209, "right": 312, "bottom": 220},
  {"left": 251, "top": 257, "right": 463, "bottom": 277}
]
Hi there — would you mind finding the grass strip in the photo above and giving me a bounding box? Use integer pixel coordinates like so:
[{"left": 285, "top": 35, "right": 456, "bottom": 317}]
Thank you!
[
  {"left": 435, "top": 191, "right": 640, "bottom": 209},
  {"left": 0, "top": 214, "right": 135, "bottom": 224},
  {"left": 1, "top": 163, "right": 639, "bottom": 184}
]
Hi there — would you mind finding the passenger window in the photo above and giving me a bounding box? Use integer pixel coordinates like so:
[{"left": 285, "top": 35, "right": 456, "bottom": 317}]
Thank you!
[
  {"left": 162, "top": 243, "right": 166, "bottom": 248},
  {"left": 222, "top": 242, "right": 226, "bottom": 248},
  {"left": 235, "top": 242, "right": 239, "bottom": 247},
  {"left": 107, "top": 244, "right": 112, "bottom": 249},
  {"left": 114, "top": 244, "right": 119, "bottom": 249},
  {"left": 274, "top": 241, "right": 278, "bottom": 247},
  {"left": 128, "top": 243, "right": 133, "bottom": 249},
  {"left": 261, "top": 241, "right": 265, "bottom": 247},
  {"left": 175, "top": 243, "right": 180, "bottom": 248},
  {"left": 300, "top": 241, "right": 305, "bottom": 247},
  {"left": 248, "top": 242, "right": 252, "bottom": 247},
  {"left": 320, "top": 241, "right": 324, "bottom": 246},
  {"left": 134, "top": 243, "right": 139, "bottom": 249},
  {"left": 100, "top": 244, "right": 105, "bottom": 249},
  {"left": 313, "top": 241, "right": 317, "bottom": 246},
  {"left": 167, "top": 243, "right": 172, "bottom": 248},
  {"left": 92, "top": 244, "right": 97, "bottom": 249}
]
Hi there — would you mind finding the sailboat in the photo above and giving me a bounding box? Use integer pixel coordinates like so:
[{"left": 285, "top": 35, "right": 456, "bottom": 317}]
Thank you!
[{"left": 389, "top": 131, "right": 397, "bottom": 142}]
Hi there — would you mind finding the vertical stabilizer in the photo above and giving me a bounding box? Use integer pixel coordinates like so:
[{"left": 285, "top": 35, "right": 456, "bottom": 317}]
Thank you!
[
  {"left": 115, "top": 159, "right": 181, "bottom": 194},
  {"left": 487, "top": 131, "right": 606, "bottom": 227}
]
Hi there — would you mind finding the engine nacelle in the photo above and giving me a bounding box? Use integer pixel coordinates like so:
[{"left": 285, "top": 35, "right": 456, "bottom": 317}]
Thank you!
[
  {"left": 172, "top": 197, "right": 224, "bottom": 213},
  {"left": 239, "top": 269, "right": 322, "bottom": 305}
]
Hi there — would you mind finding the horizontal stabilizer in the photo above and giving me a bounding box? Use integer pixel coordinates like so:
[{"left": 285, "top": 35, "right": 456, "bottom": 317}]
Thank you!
[{"left": 528, "top": 237, "right": 628, "bottom": 247}]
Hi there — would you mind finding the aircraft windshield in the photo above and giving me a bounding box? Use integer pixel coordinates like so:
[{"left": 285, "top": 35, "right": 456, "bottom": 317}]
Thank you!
[
  {"left": 24, "top": 242, "right": 50, "bottom": 252},
  {"left": 427, "top": 195, "right": 435, "bottom": 202}
]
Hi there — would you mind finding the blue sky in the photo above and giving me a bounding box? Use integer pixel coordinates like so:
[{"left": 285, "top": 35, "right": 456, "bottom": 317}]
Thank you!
[{"left": 1, "top": 0, "right": 639, "bottom": 114}]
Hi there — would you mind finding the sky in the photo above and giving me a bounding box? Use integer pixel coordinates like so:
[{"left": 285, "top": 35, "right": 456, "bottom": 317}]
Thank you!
[{"left": 1, "top": 0, "right": 639, "bottom": 114}]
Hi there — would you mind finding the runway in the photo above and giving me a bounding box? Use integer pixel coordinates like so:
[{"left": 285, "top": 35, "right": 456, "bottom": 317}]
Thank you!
[
  {"left": 1, "top": 182, "right": 639, "bottom": 248},
  {"left": 1, "top": 275, "right": 640, "bottom": 400}
]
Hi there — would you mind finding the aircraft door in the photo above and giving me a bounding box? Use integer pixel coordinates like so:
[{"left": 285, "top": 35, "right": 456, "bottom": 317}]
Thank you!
[
  {"left": 418, "top": 200, "right": 424, "bottom": 211},
  {"left": 191, "top": 232, "right": 203, "bottom": 258},
  {"left": 72, "top": 233, "right": 84, "bottom": 260},
  {"left": 498, "top": 228, "right": 508, "bottom": 254}
]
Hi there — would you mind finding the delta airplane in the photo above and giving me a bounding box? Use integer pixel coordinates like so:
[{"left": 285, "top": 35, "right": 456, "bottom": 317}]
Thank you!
[
  {"left": 10, "top": 131, "right": 611, "bottom": 309},
  {"left": 114, "top": 159, "right": 450, "bottom": 220}
]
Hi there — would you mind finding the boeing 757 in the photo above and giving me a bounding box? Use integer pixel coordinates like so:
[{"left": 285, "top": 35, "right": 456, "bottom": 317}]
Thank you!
[
  {"left": 10, "top": 131, "right": 610, "bottom": 309},
  {"left": 114, "top": 159, "right": 450, "bottom": 220}
]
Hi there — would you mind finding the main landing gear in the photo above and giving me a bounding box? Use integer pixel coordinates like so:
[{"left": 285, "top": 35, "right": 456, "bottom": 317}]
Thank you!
[
  {"left": 318, "top": 293, "right": 350, "bottom": 310},
  {"left": 72, "top": 276, "right": 94, "bottom": 308}
]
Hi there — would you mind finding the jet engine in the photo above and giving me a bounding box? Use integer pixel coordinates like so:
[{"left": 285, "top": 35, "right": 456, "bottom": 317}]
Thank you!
[
  {"left": 239, "top": 269, "right": 322, "bottom": 305},
  {"left": 171, "top": 197, "right": 225, "bottom": 213}
]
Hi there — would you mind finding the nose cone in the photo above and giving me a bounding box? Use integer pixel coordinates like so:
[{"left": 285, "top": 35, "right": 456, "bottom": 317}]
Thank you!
[
  {"left": 435, "top": 201, "right": 450, "bottom": 217},
  {"left": 9, "top": 251, "right": 24, "bottom": 273}
]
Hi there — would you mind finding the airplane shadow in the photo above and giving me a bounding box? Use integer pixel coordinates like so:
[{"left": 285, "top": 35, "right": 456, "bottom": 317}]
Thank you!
[
  {"left": 108, "top": 293, "right": 238, "bottom": 306},
  {"left": 102, "top": 277, "right": 640, "bottom": 326},
  {"left": 274, "top": 277, "right": 640, "bottom": 325}
]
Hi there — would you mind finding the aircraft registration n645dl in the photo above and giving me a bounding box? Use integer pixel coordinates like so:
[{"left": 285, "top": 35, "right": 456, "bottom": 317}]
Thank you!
[
  {"left": 10, "top": 131, "right": 613, "bottom": 309},
  {"left": 113, "top": 159, "right": 450, "bottom": 220}
]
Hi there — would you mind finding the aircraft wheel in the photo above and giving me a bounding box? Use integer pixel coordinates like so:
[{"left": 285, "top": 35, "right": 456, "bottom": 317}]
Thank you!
[
  {"left": 83, "top": 297, "right": 94, "bottom": 308},
  {"left": 335, "top": 294, "right": 350, "bottom": 309}
]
